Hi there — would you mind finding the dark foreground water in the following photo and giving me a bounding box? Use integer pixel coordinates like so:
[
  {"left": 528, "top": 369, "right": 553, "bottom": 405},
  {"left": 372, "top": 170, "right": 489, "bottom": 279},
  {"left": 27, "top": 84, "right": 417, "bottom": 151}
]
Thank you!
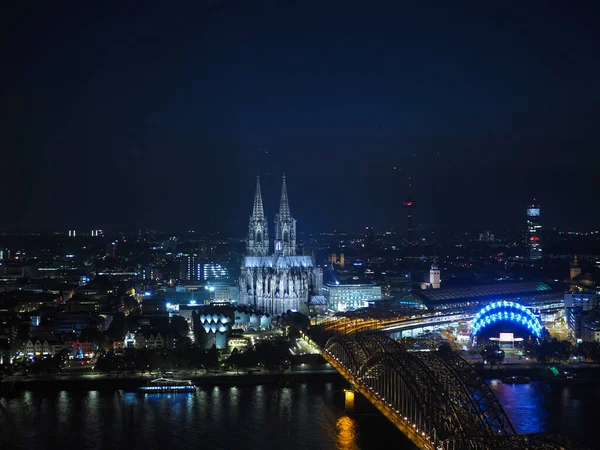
[
  {"left": 487, "top": 379, "right": 597, "bottom": 446},
  {"left": 0, "top": 380, "right": 596, "bottom": 449}
]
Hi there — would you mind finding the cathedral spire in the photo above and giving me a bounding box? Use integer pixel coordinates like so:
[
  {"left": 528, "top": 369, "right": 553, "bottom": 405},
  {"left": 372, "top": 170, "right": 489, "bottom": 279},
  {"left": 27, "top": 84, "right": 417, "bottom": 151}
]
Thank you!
[
  {"left": 252, "top": 174, "right": 265, "bottom": 220},
  {"left": 279, "top": 174, "right": 291, "bottom": 221},
  {"left": 247, "top": 175, "right": 269, "bottom": 256},
  {"left": 274, "top": 174, "right": 296, "bottom": 256}
]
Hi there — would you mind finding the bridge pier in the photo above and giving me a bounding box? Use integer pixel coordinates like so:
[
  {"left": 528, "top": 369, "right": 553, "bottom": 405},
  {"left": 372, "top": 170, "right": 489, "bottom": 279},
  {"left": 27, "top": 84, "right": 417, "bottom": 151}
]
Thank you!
[{"left": 344, "top": 388, "right": 355, "bottom": 413}]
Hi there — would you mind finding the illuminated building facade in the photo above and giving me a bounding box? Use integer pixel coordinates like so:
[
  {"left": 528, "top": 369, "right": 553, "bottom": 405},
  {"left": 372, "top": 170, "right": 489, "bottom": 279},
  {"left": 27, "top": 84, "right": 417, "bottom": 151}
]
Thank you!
[
  {"left": 240, "top": 175, "right": 323, "bottom": 316},
  {"left": 165, "top": 285, "right": 210, "bottom": 307},
  {"left": 526, "top": 203, "right": 542, "bottom": 260},
  {"left": 582, "top": 315, "right": 600, "bottom": 343},
  {"left": 323, "top": 282, "right": 382, "bottom": 312},
  {"left": 202, "top": 262, "right": 228, "bottom": 281},
  {"left": 179, "top": 254, "right": 201, "bottom": 281},
  {"left": 564, "top": 293, "right": 596, "bottom": 342},
  {"left": 209, "top": 284, "right": 238, "bottom": 302},
  {"left": 143, "top": 265, "right": 162, "bottom": 281},
  {"left": 328, "top": 253, "right": 345, "bottom": 268}
]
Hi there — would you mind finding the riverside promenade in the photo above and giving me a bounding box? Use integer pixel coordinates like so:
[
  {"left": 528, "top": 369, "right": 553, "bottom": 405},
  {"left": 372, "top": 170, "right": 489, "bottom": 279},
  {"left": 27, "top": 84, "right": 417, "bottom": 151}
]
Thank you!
[{"left": 0, "top": 367, "right": 340, "bottom": 393}]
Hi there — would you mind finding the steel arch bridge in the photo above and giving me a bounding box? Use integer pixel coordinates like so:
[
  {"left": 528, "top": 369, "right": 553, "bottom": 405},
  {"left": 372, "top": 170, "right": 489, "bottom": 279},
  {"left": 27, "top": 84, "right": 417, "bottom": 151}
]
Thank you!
[{"left": 323, "top": 334, "right": 541, "bottom": 450}]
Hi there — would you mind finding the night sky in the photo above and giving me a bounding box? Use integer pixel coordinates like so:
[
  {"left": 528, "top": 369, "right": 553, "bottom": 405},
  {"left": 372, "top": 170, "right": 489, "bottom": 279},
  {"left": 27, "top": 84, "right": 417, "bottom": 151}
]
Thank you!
[{"left": 2, "top": 1, "right": 599, "bottom": 235}]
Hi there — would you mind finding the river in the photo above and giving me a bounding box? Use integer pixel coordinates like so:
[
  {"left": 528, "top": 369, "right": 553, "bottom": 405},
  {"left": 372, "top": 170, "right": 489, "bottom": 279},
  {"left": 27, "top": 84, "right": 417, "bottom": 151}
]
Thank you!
[{"left": 0, "top": 379, "right": 596, "bottom": 449}]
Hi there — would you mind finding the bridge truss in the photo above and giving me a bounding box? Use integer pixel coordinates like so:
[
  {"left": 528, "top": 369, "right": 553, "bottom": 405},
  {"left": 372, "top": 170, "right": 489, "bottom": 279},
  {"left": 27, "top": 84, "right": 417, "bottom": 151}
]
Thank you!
[{"left": 323, "top": 334, "right": 564, "bottom": 450}]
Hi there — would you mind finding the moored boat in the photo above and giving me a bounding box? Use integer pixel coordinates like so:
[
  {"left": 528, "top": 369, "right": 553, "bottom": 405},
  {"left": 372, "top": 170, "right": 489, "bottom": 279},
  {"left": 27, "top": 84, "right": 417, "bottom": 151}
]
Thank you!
[
  {"left": 501, "top": 375, "right": 531, "bottom": 384},
  {"left": 546, "top": 372, "right": 600, "bottom": 385},
  {"left": 137, "top": 377, "right": 196, "bottom": 393}
]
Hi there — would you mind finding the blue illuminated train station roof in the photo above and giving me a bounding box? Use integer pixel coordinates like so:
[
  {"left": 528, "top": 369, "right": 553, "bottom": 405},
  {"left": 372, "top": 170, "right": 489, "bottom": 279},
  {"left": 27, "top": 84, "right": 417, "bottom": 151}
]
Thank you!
[{"left": 413, "top": 281, "right": 555, "bottom": 311}]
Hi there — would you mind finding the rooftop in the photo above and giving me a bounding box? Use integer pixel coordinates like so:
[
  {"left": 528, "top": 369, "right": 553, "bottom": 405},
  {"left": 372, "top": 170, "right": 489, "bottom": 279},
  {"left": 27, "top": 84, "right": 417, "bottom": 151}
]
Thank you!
[
  {"left": 324, "top": 282, "right": 379, "bottom": 288},
  {"left": 244, "top": 255, "right": 314, "bottom": 268},
  {"left": 413, "top": 281, "right": 553, "bottom": 305}
]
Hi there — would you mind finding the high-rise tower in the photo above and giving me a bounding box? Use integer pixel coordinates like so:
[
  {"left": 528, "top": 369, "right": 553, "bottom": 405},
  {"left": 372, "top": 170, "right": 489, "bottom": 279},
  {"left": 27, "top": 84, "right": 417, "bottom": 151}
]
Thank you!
[
  {"left": 526, "top": 201, "right": 542, "bottom": 260},
  {"left": 364, "top": 226, "right": 375, "bottom": 250},
  {"left": 274, "top": 174, "right": 297, "bottom": 255},
  {"left": 404, "top": 177, "right": 415, "bottom": 245},
  {"left": 403, "top": 176, "right": 415, "bottom": 245},
  {"left": 246, "top": 175, "right": 269, "bottom": 256},
  {"left": 179, "top": 254, "right": 201, "bottom": 281},
  {"left": 404, "top": 199, "right": 415, "bottom": 245}
]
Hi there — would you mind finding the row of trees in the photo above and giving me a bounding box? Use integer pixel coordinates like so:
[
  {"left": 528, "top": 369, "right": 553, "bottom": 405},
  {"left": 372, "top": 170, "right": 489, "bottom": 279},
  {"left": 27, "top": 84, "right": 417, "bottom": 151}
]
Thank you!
[
  {"left": 94, "top": 336, "right": 293, "bottom": 376},
  {"left": 227, "top": 338, "right": 290, "bottom": 373},
  {"left": 463, "top": 339, "right": 600, "bottom": 365},
  {"left": 436, "top": 342, "right": 507, "bottom": 368},
  {"left": 1, "top": 349, "right": 71, "bottom": 377},
  {"left": 95, "top": 345, "right": 219, "bottom": 375},
  {"left": 524, "top": 339, "right": 600, "bottom": 364}
]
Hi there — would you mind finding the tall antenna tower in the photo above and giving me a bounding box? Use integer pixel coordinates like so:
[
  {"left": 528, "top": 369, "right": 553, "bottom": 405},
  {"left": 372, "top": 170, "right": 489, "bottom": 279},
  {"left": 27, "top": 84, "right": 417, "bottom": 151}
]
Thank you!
[{"left": 403, "top": 176, "right": 415, "bottom": 245}]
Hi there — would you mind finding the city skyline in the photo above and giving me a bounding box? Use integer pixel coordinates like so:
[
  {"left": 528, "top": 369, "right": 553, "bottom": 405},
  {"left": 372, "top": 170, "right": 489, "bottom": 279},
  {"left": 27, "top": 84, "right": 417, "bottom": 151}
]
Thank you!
[
  {"left": 2, "top": 4, "right": 600, "bottom": 449},
  {"left": 0, "top": 170, "right": 597, "bottom": 237},
  {"left": 0, "top": 190, "right": 598, "bottom": 238}
]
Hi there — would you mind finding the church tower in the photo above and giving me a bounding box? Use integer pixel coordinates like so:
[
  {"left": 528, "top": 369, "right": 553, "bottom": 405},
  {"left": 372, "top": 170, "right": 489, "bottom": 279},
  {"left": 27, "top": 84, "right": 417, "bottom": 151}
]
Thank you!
[
  {"left": 246, "top": 175, "right": 269, "bottom": 256},
  {"left": 430, "top": 259, "right": 441, "bottom": 289},
  {"left": 274, "top": 174, "right": 297, "bottom": 256}
]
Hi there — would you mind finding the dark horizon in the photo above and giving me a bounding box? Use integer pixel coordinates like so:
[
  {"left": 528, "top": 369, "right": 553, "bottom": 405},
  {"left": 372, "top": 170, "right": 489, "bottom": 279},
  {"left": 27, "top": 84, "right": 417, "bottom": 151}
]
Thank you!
[{"left": 2, "top": 2, "right": 599, "bottom": 235}]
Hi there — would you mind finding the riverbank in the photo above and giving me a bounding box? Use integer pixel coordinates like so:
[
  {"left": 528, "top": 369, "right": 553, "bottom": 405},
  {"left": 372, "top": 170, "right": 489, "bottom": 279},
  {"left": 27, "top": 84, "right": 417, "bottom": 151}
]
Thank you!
[
  {"left": 0, "top": 369, "right": 341, "bottom": 393},
  {"left": 4, "top": 361, "right": 600, "bottom": 394},
  {"left": 476, "top": 362, "right": 600, "bottom": 383}
]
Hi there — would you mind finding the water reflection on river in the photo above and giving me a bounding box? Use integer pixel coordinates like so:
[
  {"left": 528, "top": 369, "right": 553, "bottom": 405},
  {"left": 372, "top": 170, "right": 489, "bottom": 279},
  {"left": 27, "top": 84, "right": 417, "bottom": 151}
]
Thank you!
[
  {"left": 0, "top": 380, "right": 596, "bottom": 449},
  {"left": 488, "top": 379, "right": 597, "bottom": 446},
  {"left": 0, "top": 382, "right": 414, "bottom": 450}
]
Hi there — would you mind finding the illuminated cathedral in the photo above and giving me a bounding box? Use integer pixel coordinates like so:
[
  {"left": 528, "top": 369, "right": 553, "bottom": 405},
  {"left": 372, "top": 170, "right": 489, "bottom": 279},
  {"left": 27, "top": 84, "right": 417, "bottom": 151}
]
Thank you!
[{"left": 239, "top": 175, "right": 322, "bottom": 316}]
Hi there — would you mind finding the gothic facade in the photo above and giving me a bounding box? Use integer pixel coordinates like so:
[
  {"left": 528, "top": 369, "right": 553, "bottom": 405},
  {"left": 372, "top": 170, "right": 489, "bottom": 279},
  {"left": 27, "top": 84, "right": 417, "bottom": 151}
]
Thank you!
[{"left": 240, "top": 175, "right": 322, "bottom": 316}]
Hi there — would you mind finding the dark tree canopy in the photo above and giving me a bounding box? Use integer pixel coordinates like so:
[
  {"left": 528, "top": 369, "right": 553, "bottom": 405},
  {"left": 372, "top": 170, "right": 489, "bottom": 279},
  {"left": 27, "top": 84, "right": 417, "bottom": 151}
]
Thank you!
[{"left": 169, "top": 315, "right": 190, "bottom": 338}]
